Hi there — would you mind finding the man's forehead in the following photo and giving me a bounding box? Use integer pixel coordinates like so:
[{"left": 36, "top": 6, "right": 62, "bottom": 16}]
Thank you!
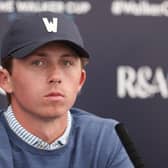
[{"left": 30, "top": 41, "right": 80, "bottom": 57}]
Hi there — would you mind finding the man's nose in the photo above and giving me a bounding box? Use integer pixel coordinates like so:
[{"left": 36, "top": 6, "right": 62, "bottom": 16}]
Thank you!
[{"left": 47, "top": 66, "right": 62, "bottom": 85}]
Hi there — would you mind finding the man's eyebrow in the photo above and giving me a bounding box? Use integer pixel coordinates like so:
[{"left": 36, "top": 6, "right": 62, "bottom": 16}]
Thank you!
[
  {"left": 61, "top": 53, "right": 79, "bottom": 58},
  {"left": 31, "top": 51, "right": 79, "bottom": 58},
  {"left": 32, "top": 52, "right": 48, "bottom": 57}
]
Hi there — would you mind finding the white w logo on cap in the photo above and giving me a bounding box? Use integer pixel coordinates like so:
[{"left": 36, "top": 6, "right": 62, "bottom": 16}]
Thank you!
[{"left": 42, "top": 17, "right": 58, "bottom": 33}]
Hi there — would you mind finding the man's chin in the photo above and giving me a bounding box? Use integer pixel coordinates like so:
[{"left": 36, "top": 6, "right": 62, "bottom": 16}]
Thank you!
[{"left": 36, "top": 108, "right": 68, "bottom": 121}]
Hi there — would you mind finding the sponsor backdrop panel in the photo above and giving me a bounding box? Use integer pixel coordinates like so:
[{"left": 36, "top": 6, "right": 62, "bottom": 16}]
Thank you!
[{"left": 0, "top": 0, "right": 167, "bottom": 167}]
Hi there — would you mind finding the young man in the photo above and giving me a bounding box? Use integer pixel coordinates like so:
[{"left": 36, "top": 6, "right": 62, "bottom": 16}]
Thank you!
[{"left": 0, "top": 12, "right": 134, "bottom": 168}]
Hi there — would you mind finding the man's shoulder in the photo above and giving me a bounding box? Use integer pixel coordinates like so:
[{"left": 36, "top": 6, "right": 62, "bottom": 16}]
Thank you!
[
  {"left": 0, "top": 108, "right": 4, "bottom": 119},
  {"left": 70, "top": 108, "right": 118, "bottom": 131}
]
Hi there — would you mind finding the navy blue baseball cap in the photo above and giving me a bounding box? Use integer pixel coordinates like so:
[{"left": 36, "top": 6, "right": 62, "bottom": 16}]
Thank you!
[{"left": 1, "top": 12, "right": 89, "bottom": 59}]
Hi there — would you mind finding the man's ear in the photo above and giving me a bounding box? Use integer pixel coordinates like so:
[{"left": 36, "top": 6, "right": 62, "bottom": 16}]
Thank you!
[
  {"left": 78, "top": 69, "right": 86, "bottom": 92},
  {"left": 0, "top": 68, "right": 13, "bottom": 93}
]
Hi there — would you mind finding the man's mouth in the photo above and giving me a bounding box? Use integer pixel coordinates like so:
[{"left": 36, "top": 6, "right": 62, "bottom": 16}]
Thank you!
[{"left": 44, "top": 92, "right": 65, "bottom": 101}]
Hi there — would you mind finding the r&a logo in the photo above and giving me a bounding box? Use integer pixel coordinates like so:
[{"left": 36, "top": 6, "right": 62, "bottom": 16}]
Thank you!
[{"left": 117, "top": 66, "right": 168, "bottom": 99}]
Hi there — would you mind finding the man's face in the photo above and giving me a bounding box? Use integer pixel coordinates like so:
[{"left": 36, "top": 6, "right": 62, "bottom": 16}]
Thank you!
[{"left": 3, "top": 42, "right": 86, "bottom": 120}]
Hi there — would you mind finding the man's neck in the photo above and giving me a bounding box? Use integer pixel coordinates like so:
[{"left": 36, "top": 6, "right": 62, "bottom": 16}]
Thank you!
[{"left": 10, "top": 105, "right": 68, "bottom": 144}]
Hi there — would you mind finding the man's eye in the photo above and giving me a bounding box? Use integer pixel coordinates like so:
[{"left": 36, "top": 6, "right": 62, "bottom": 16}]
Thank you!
[
  {"left": 32, "top": 60, "right": 46, "bottom": 66},
  {"left": 63, "top": 60, "right": 73, "bottom": 66}
]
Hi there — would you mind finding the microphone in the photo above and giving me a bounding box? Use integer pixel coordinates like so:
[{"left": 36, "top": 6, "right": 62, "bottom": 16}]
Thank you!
[{"left": 115, "top": 123, "right": 145, "bottom": 168}]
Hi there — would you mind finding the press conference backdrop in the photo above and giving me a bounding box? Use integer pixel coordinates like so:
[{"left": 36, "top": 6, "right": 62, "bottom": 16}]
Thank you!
[{"left": 0, "top": 0, "right": 167, "bottom": 167}]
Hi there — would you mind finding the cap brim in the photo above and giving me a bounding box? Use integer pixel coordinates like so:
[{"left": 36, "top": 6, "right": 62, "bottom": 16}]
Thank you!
[{"left": 10, "top": 38, "right": 90, "bottom": 59}]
